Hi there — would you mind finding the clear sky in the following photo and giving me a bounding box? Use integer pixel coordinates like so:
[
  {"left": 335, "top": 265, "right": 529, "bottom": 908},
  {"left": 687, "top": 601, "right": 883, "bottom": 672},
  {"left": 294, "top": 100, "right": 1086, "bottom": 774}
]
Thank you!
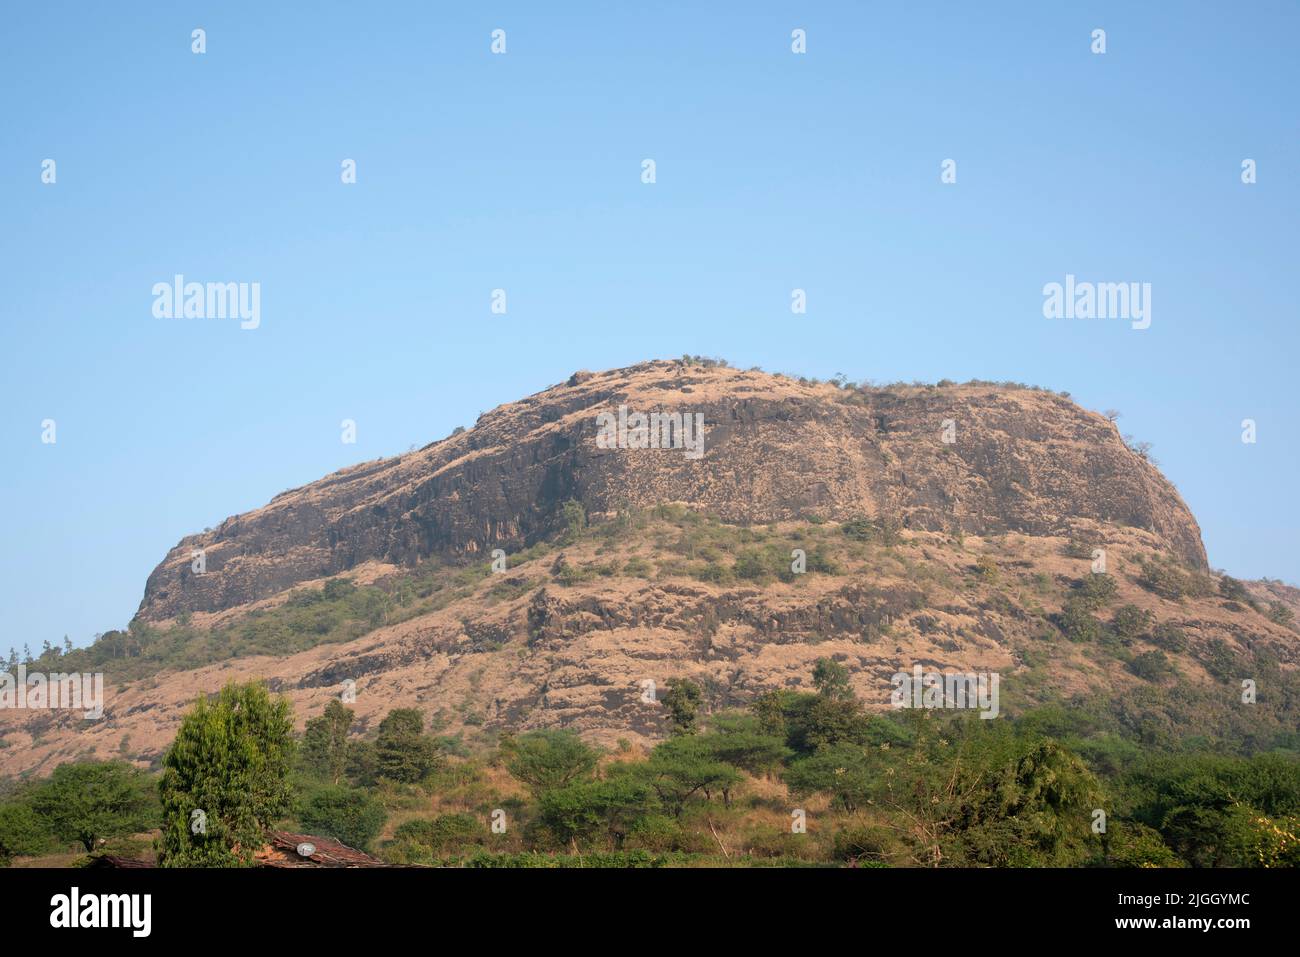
[{"left": 2, "top": 1, "right": 1297, "bottom": 653}]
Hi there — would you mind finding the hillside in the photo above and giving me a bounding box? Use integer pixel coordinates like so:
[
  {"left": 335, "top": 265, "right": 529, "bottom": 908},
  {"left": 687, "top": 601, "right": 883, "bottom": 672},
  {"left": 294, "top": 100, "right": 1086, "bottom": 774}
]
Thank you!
[
  {"left": 1, "top": 359, "right": 1295, "bottom": 780},
  {"left": 135, "top": 359, "right": 1207, "bottom": 622}
]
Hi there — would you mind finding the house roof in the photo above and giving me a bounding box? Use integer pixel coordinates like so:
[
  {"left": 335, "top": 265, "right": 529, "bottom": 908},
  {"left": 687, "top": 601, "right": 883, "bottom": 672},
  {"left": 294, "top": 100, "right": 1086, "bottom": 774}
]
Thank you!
[
  {"left": 84, "top": 831, "right": 391, "bottom": 868},
  {"left": 257, "top": 830, "right": 391, "bottom": 868},
  {"left": 85, "top": 854, "right": 155, "bottom": 869}
]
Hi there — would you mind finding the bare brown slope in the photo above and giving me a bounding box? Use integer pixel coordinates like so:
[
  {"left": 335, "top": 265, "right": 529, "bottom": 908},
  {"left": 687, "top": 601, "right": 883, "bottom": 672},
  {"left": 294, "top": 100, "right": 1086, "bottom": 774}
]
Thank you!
[
  {"left": 3, "top": 523, "right": 1291, "bottom": 780},
  {"left": 136, "top": 360, "right": 1206, "bottom": 622}
]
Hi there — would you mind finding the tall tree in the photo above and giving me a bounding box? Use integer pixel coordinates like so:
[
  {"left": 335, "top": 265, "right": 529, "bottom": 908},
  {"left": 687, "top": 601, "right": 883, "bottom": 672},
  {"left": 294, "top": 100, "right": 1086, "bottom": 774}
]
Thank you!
[
  {"left": 157, "top": 681, "right": 296, "bottom": 867},
  {"left": 812, "top": 657, "right": 854, "bottom": 701},
  {"left": 661, "top": 677, "right": 703, "bottom": 735},
  {"left": 301, "top": 699, "right": 354, "bottom": 785},
  {"left": 375, "top": 708, "right": 440, "bottom": 783}
]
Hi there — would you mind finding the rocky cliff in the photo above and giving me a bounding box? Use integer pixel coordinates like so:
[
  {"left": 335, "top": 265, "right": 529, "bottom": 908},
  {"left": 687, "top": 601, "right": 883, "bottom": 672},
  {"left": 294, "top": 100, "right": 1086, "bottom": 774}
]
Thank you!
[{"left": 137, "top": 360, "right": 1206, "bottom": 622}]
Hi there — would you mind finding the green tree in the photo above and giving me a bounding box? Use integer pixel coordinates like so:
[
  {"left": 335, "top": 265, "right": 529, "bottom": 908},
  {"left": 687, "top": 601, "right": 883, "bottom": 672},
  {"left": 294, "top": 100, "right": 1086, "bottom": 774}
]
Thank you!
[
  {"left": 635, "top": 735, "right": 741, "bottom": 815},
  {"left": 877, "top": 721, "right": 1102, "bottom": 867},
  {"left": 297, "top": 785, "right": 386, "bottom": 852},
  {"left": 375, "top": 708, "right": 440, "bottom": 783},
  {"left": 561, "top": 499, "right": 586, "bottom": 541},
  {"left": 345, "top": 739, "right": 379, "bottom": 787},
  {"left": 538, "top": 777, "right": 656, "bottom": 849},
  {"left": 157, "top": 681, "right": 296, "bottom": 867},
  {"left": 787, "top": 693, "right": 875, "bottom": 754},
  {"left": 698, "top": 712, "right": 791, "bottom": 776},
  {"left": 660, "top": 677, "right": 703, "bottom": 735},
  {"left": 301, "top": 699, "right": 353, "bottom": 784},
  {"left": 0, "top": 801, "right": 53, "bottom": 862},
  {"left": 812, "top": 657, "right": 853, "bottom": 701},
  {"left": 502, "top": 729, "right": 600, "bottom": 797},
  {"left": 30, "top": 761, "right": 154, "bottom": 853},
  {"left": 785, "top": 745, "right": 875, "bottom": 811},
  {"left": 1121, "top": 753, "right": 1300, "bottom": 867}
]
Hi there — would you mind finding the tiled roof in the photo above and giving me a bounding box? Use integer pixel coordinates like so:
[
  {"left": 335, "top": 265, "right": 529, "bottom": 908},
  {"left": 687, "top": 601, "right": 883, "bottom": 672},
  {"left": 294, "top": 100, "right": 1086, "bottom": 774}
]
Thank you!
[{"left": 258, "top": 830, "right": 391, "bottom": 868}]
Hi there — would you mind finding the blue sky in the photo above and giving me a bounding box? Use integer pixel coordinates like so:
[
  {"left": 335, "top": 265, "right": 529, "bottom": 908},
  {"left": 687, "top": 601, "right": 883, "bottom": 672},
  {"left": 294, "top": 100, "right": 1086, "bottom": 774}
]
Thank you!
[{"left": 2, "top": 1, "right": 1297, "bottom": 652}]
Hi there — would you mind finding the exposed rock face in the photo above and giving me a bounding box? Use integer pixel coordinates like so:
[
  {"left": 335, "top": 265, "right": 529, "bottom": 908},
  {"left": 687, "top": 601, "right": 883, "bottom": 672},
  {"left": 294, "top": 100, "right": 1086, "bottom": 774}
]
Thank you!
[{"left": 137, "top": 360, "right": 1205, "bottom": 622}]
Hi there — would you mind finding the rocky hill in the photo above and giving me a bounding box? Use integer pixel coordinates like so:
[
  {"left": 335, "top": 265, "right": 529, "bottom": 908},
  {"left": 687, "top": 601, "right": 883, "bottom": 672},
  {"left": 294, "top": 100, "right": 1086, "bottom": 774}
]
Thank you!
[
  {"left": 137, "top": 360, "right": 1206, "bottom": 622},
  {"left": 3, "top": 359, "right": 1295, "bottom": 779}
]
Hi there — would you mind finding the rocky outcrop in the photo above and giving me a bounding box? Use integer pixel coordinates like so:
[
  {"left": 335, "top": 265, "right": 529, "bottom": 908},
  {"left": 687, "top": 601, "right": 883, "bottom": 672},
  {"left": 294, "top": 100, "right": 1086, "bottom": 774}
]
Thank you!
[{"left": 137, "top": 360, "right": 1206, "bottom": 622}]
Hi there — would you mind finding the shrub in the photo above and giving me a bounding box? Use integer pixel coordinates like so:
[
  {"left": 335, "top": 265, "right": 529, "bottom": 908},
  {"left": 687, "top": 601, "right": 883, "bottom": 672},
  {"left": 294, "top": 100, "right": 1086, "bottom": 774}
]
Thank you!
[
  {"left": 298, "top": 785, "right": 386, "bottom": 851},
  {"left": 623, "top": 556, "right": 652, "bottom": 577},
  {"left": 1099, "top": 821, "right": 1184, "bottom": 868},
  {"left": 1058, "top": 597, "right": 1104, "bottom": 643},
  {"left": 538, "top": 777, "right": 657, "bottom": 848},
  {"left": 1074, "top": 573, "right": 1117, "bottom": 609},
  {"left": 0, "top": 802, "right": 54, "bottom": 863},
  {"left": 1218, "top": 576, "right": 1254, "bottom": 606},
  {"left": 393, "top": 813, "right": 485, "bottom": 852},
  {"left": 1128, "top": 650, "right": 1173, "bottom": 683},
  {"left": 831, "top": 823, "right": 896, "bottom": 864},
  {"left": 804, "top": 544, "right": 842, "bottom": 575},
  {"left": 691, "top": 561, "right": 731, "bottom": 584},
  {"left": 1198, "top": 639, "right": 1239, "bottom": 681},
  {"left": 1122, "top": 753, "right": 1300, "bottom": 867},
  {"left": 1151, "top": 622, "right": 1188, "bottom": 653},
  {"left": 623, "top": 814, "right": 708, "bottom": 853},
  {"left": 322, "top": 577, "right": 358, "bottom": 601},
  {"left": 1111, "top": 605, "right": 1154, "bottom": 643},
  {"left": 1136, "top": 556, "right": 1212, "bottom": 601},
  {"left": 1064, "top": 537, "right": 1103, "bottom": 561},
  {"left": 734, "top": 549, "right": 772, "bottom": 583},
  {"left": 1268, "top": 602, "right": 1295, "bottom": 628},
  {"left": 561, "top": 499, "right": 586, "bottom": 541},
  {"left": 785, "top": 746, "right": 875, "bottom": 811},
  {"left": 841, "top": 517, "right": 875, "bottom": 542}
]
